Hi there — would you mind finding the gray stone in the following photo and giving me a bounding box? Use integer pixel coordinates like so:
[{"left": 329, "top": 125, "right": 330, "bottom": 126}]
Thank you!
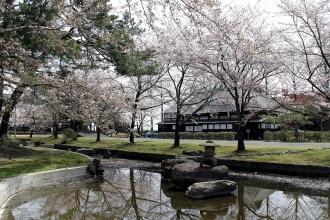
[
  {"left": 103, "top": 150, "right": 111, "bottom": 159},
  {"left": 161, "top": 183, "right": 236, "bottom": 216},
  {"left": 87, "top": 159, "right": 104, "bottom": 176},
  {"left": 171, "top": 162, "right": 229, "bottom": 188},
  {"left": 77, "top": 148, "right": 96, "bottom": 156},
  {"left": 34, "top": 141, "right": 44, "bottom": 146},
  {"left": 185, "top": 180, "right": 237, "bottom": 199},
  {"left": 182, "top": 150, "right": 203, "bottom": 156},
  {"left": 161, "top": 158, "right": 195, "bottom": 179},
  {"left": 87, "top": 163, "right": 96, "bottom": 175}
]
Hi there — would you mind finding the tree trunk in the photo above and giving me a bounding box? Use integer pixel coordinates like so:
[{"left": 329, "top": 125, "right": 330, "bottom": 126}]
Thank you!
[
  {"left": 294, "top": 121, "right": 299, "bottom": 141},
  {"left": 73, "top": 120, "right": 78, "bottom": 140},
  {"left": 53, "top": 128, "right": 58, "bottom": 138},
  {"left": 0, "top": 112, "right": 11, "bottom": 136},
  {"left": 29, "top": 130, "right": 33, "bottom": 138},
  {"left": 137, "top": 122, "right": 141, "bottom": 134},
  {"left": 129, "top": 131, "right": 134, "bottom": 144},
  {"left": 130, "top": 117, "right": 135, "bottom": 144},
  {"left": 236, "top": 125, "right": 245, "bottom": 151},
  {"left": 0, "top": 64, "right": 5, "bottom": 125},
  {"left": 96, "top": 127, "right": 101, "bottom": 142},
  {"left": 53, "top": 115, "right": 59, "bottom": 138},
  {"left": 173, "top": 114, "right": 181, "bottom": 147},
  {"left": 0, "top": 87, "right": 25, "bottom": 136}
]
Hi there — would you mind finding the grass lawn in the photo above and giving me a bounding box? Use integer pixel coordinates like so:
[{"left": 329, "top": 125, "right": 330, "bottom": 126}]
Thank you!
[
  {"left": 0, "top": 146, "right": 90, "bottom": 180},
  {"left": 0, "top": 133, "right": 328, "bottom": 180}
]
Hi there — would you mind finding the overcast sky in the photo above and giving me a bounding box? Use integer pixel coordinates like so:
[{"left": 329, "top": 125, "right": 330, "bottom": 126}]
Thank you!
[{"left": 110, "top": 0, "right": 283, "bottom": 22}]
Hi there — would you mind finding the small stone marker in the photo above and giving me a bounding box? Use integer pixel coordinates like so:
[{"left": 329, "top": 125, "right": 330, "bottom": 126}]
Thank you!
[{"left": 199, "top": 140, "right": 220, "bottom": 167}]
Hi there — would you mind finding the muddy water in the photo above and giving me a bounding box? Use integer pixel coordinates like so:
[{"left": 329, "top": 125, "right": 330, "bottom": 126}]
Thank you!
[{"left": 2, "top": 169, "right": 330, "bottom": 220}]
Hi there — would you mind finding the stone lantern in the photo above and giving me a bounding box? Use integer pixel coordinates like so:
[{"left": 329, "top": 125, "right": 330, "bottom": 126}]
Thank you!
[{"left": 199, "top": 140, "right": 220, "bottom": 167}]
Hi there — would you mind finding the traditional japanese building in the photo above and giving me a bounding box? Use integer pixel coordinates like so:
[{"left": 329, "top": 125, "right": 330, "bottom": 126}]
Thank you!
[{"left": 158, "top": 95, "right": 279, "bottom": 140}]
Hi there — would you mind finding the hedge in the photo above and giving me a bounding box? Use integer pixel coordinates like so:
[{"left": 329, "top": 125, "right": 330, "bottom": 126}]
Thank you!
[
  {"left": 263, "top": 130, "right": 330, "bottom": 142},
  {"left": 157, "top": 132, "right": 235, "bottom": 140}
]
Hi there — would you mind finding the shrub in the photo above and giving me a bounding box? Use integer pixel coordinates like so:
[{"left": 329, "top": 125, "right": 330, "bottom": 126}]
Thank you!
[
  {"left": 157, "top": 132, "right": 174, "bottom": 139},
  {"left": 157, "top": 132, "right": 235, "bottom": 140},
  {"left": 0, "top": 134, "right": 22, "bottom": 148},
  {"left": 117, "top": 132, "right": 129, "bottom": 138},
  {"left": 277, "top": 130, "right": 290, "bottom": 142},
  {"left": 61, "top": 128, "right": 77, "bottom": 144},
  {"left": 323, "top": 131, "right": 330, "bottom": 142},
  {"left": 313, "top": 131, "right": 322, "bottom": 142},
  {"left": 264, "top": 130, "right": 274, "bottom": 141}
]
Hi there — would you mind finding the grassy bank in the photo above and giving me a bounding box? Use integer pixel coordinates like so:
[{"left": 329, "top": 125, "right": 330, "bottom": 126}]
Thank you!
[
  {"left": 0, "top": 146, "right": 90, "bottom": 180},
  {"left": 18, "top": 134, "right": 330, "bottom": 166},
  {"left": 0, "top": 134, "right": 329, "bottom": 180}
]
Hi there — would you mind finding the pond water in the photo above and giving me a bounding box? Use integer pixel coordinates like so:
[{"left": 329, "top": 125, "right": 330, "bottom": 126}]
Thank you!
[{"left": 2, "top": 169, "right": 330, "bottom": 220}]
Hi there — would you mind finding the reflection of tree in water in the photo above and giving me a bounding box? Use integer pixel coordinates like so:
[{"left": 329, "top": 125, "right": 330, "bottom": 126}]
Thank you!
[
  {"left": 276, "top": 192, "right": 329, "bottom": 220},
  {"left": 6, "top": 170, "right": 330, "bottom": 219},
  {"left": 34, "top": 169, "right": 176, "bottom": 219},
  {"left": 228, "top": 182, "right": 330, "bottom": 220}
]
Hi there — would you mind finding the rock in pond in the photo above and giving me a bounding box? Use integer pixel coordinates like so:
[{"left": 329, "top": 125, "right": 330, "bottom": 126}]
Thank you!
[
  {"left": 171, "top": 162, "right": 229, "bottom": 188},
  {"left": 185, "top": 180, "right": 237, "bottom": 199},
  {"left": 161, "top": 182, "right": 236, "bottom": 216},
  {"left": 161, "top": 158, "right": 196, "bottom": 179}
]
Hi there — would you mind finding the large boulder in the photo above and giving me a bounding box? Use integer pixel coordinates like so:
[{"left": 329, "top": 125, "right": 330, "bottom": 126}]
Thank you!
[
  {"left": 171, "top": 162, "right": 229, "bottom": 188},
  {"left": 161, "top": 158, "right": 195, "bottom": 179},
  {"left": 185, "top": 180, "right": 237, "bottom": 199},
  {"left": 161, "top": 182, "right": 236, "bottom": 216}
]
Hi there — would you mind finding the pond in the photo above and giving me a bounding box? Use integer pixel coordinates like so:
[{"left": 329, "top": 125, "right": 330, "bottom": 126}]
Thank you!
[{"left": 2, "top": 168, "right": 330, "bottom": 220}]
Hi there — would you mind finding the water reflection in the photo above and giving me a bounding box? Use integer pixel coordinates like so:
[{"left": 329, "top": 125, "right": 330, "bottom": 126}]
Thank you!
[{"left": 2, "top": 169, "right": 330, "bottom": 220}]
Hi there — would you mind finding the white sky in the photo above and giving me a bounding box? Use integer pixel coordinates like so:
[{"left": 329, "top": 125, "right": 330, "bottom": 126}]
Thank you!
[
  {"left": 110, "top": 0, "right": 284, "bottom": 24},
  {"left": 109, "top": 0, "right": 279, "bottom": 10}
]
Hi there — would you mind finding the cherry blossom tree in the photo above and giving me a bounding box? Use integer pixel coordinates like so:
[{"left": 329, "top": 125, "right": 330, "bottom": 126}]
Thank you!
[
  {"left": 270, "top": 51, "right": 317, "bottom": 139},
  {"left": 39, "top": 69, "right": 127, "bottom": 142},
  {"left": 129, "top": 0, "right": 220, "bottom": 147},
  {"left": 277, "top": 0, "right": 330, "bottom": 114},
  {"left": 126, "top": 0, "right": 281, "bottom": 150},
  {"left": 12, "top": 96, "right": 51, "bottom": 138},
  {"left": 116, "top": 64, "right": 162, "bottom": 143},
  {"left": 117, "top": 68, "right": 164, "bottom": 143},
  {"left": 189, "top": 4, "right": 281, "bottom": 151}
]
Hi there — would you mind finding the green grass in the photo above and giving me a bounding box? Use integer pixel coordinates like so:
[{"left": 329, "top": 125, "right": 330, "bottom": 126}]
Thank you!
[
  {"left": 0, "top": 147, "right": 90, "bottom": 180},
  {"left": 8, "top": 134, "right": 330, "bottom": 177},
  {"left": 18, "top": 134, "right": 125, "bottom": 146},
  {"left": 229, "top": 148, "right": 330, "bottom": 166}
]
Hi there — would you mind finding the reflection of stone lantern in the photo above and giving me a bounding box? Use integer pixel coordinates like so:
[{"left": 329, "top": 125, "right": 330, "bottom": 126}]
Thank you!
[{"left": 199, "top": 140, "right": 220, "bottom": 167}]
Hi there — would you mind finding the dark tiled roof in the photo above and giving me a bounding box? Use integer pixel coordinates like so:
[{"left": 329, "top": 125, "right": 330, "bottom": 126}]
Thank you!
[
  {"left": 157, "top": 117, "right": 265, "bottom": 125},
  {"left": 164, "top": 93, "right": 278, "bottom": 115}
]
